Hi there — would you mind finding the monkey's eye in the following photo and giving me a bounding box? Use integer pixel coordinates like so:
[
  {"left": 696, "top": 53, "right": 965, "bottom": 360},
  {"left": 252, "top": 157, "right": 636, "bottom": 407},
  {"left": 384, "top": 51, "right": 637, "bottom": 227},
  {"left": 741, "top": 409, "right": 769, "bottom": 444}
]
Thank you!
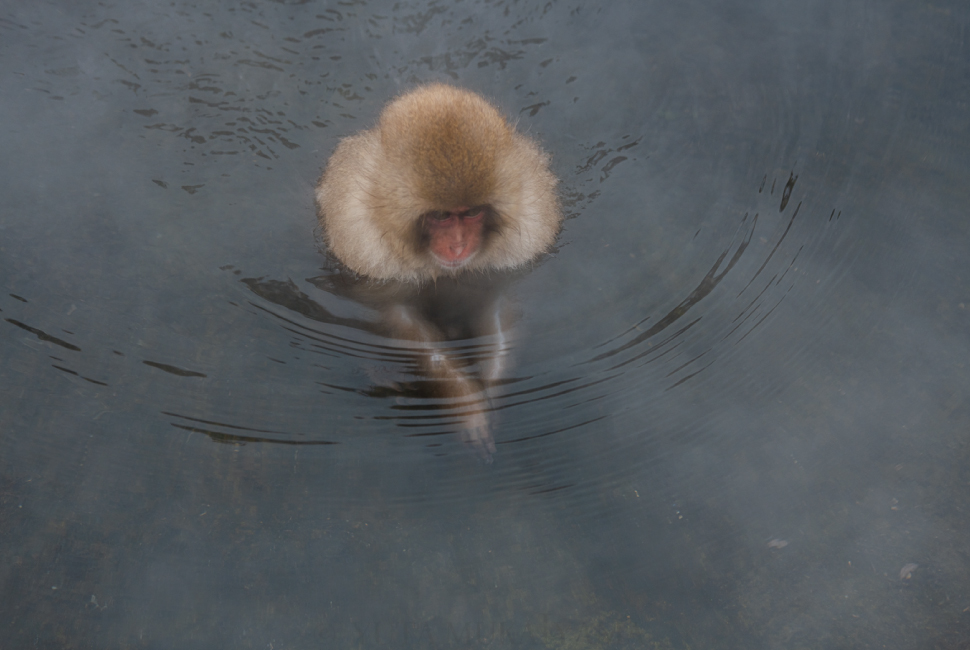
[
  {"left": 452, "top": 206, "right": 487, "bottom": 220},
  {"left": 427, "top": 211, "right": 451, "bottom": 222}
]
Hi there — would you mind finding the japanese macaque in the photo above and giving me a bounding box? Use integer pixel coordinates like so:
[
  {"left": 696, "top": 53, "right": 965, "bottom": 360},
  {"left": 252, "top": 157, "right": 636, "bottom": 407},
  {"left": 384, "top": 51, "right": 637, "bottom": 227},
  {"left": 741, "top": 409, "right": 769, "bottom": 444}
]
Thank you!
[{"left": 315, "top": 84, "right": 561, "bottom": 457}]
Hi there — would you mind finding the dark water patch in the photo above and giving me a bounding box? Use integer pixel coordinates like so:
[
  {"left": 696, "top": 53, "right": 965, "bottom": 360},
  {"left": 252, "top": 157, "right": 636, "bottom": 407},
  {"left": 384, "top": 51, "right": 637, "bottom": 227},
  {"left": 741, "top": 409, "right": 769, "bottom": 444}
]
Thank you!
[
  {"left": 6, "top": 318, "right": 82, "bottom": 351},
  {"left": 142, "top": 360, "right": 207, "bottom": 377}
]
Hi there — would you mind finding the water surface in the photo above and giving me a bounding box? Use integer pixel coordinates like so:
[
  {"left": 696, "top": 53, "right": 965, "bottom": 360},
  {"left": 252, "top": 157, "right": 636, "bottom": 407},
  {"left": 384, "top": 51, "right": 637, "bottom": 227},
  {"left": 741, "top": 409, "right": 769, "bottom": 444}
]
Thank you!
[{"left": 2, "top": 0, "right": 969, "bottom": 647}]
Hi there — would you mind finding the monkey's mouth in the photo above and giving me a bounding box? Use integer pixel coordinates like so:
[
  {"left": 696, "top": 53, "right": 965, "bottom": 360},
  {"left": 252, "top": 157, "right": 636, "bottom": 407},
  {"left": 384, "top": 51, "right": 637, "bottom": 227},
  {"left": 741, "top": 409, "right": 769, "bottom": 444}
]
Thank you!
[{"left": 432, "top": 250, "right": 477, "bottom": 270}]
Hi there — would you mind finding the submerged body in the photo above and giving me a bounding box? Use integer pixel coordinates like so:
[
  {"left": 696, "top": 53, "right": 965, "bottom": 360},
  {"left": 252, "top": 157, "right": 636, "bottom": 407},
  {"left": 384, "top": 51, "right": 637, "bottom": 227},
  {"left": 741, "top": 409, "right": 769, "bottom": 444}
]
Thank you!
[{"left": 315, "top": 84, "right": 561, "bottom": 455}]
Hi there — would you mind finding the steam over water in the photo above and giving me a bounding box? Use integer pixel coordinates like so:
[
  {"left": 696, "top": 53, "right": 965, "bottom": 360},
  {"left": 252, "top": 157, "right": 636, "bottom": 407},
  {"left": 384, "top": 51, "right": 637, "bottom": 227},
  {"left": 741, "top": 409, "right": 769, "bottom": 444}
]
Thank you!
[{"left": 2, "top": 1, "right": 969, "bottom": 647}]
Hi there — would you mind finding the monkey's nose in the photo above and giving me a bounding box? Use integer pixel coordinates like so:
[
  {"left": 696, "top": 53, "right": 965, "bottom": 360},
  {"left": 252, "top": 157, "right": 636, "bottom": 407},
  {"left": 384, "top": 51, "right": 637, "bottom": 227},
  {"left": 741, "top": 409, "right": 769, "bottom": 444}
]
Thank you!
[{"left": 447, "top": 231, "right": 467, "bottom": 254}]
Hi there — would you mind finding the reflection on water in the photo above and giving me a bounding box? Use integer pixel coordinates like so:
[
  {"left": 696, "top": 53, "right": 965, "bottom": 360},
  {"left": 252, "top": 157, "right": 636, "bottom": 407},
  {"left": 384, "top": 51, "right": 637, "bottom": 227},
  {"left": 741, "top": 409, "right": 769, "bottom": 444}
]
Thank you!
[
  {"left": 2, "top": 0, "right": 970, "bottom": 647},
  {"left": 243, "top": 269, "right": 519, "bottom": 458}
]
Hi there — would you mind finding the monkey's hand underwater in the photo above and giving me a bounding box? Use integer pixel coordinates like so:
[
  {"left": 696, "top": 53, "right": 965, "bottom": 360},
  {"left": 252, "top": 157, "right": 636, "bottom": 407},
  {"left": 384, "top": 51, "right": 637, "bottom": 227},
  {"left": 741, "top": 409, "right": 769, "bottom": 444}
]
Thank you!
[{"left": 457, "top": 407, "right": 497, "bottom": 462}]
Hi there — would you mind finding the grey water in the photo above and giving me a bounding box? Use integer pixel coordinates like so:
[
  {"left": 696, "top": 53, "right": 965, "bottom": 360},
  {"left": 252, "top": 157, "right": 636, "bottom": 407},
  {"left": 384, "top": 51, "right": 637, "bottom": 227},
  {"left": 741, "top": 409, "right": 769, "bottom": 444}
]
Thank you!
[{"left": 2, "top": 0, "right": 969, "bottom": 648}]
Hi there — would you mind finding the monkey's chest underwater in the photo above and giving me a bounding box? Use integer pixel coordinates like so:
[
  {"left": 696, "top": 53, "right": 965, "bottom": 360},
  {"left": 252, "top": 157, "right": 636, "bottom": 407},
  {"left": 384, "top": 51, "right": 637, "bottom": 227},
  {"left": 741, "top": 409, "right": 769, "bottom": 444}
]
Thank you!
[{"left": 408, "top": 274, "right": 511, "bottom": 341}]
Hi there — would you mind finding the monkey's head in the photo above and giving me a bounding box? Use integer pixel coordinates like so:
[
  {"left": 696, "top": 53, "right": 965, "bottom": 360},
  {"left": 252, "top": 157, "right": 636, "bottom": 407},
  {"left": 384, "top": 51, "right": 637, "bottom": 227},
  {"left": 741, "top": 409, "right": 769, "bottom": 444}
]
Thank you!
[
  {"left": 317, "top": 84, "right": 561, "bottom": 282},
  {"left": 377, "top": 84, "right": 516, "bottom": 275}
]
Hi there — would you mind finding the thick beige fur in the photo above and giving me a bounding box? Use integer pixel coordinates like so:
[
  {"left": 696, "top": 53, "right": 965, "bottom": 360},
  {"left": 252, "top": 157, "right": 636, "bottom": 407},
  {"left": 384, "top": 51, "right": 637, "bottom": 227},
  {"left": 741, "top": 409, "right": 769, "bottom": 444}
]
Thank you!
[{"left": 316, "top": 84, "right": 561, "bottom": 282}]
